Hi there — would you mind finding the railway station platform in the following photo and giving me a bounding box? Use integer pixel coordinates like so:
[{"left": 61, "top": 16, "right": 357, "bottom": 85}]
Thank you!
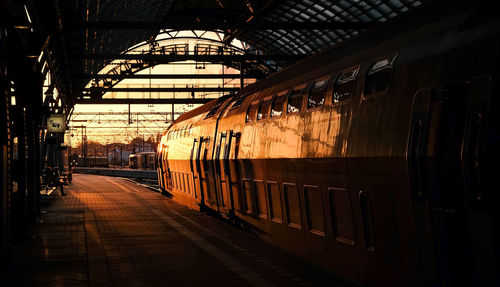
[{"left": 1, "top": 174, "right": 351, "bottom": 286}]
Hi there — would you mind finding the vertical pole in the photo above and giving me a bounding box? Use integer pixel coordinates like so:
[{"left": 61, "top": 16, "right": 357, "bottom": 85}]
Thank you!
[
  {"left": 0, "top": 50, "right": 11, "bottom": 263},
  {"left": 81, "top": 125, "right": 83, "bottom": 165},
  {"left": 171, "top": 104, "right": 174, "bottom": 123},
  {"left": 240, "top": 61, "right": 244, "bottom": 90},
  {"left": 128, "top": 103, "right": 131, "bottom": 125},
  {"left": 120, "top": 145, "right": 122, "bottom": 169},
  {"left": 84, "top": 126, "right": 87, "bottom": 166}
]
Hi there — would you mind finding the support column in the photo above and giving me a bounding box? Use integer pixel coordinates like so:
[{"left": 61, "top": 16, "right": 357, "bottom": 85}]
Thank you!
[
  {"left": 171, "top": 104, "right": 175, "bottom": 123},
  {"left": 240, "top": 61, "right": 244, "bottom": 90},
  {"left": 0, "top": 71, "right": 10, "bottom": 266},
  {"left": 26, "top": 112, "right": 36, "bottom": 222}
]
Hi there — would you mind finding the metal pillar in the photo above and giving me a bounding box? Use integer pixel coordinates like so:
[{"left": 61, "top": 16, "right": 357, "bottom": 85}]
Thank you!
[
  {"left": 128, "top": 104, "right": 131, "bottom": 125},
  {"left": 171, "top": 104, "right": 175, "bottom": 123},
  {"left": 81, "top": 125, "right": 84, "bottom": 165},
  {"left": 0, "top": 70, "right": 10, "bottom": 265},
  {"left": 240, "top": 61, "right": 244, "bottom": 89}
]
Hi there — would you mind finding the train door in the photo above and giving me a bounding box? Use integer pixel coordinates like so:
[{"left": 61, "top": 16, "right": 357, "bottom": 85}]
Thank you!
[
  {"left": 214, "top": 131, "right": 236, "bottom": 217},
  {"left": 408, "top": 88, "right": 443, "bottom": 285},
  {"left": 199, "top": 136, "right": 219, "bottom": 211},
  {"left": 213, "top": 132, "right": 226, "bottom": 214},
  {"left": 190, "top": 138, "right": 201, "bottom": 200},
  {"left": 408, "top": 77, "right": 499, "bottom": 286},
  {"left": 458, "top": 77, "right": 498, "bottom": 286},
  {"left": 157, "top": 149, "right": 163, "bottom": 188},
  {"left": 162, "top": 145, "right": 172, "bottom": 190}
]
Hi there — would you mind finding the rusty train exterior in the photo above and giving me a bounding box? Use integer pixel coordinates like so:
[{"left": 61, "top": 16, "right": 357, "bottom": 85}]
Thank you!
[{"left": 157, "top": 5, "right": 499, "bottom": 286}]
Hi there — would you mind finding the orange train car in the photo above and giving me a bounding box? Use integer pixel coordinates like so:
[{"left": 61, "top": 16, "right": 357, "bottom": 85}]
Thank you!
[{"left": 157, "top": 5, "right": 500, "bottom": 287}]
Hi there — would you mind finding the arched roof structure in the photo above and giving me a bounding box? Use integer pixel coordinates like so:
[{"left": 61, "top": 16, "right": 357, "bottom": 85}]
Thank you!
[
  {"left": 64, "top": 0, "right": 429, "bottom": 90},
  {"left": 18, "top": 0, "right": 434, "bottom": 108}
]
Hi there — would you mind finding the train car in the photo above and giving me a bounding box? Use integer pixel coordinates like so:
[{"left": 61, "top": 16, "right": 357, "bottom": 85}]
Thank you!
[
  {"left": 157, "top": 5, "right": 500, "bottom": 286},
  {"left": 136, "top": 152, "right": 156, "bottom": 170},
  {"left": 77, "top": 156, "right": 108, "bottom": 167},
  {"left": 131, "top": 152, "right": 157, "bottom": 170},
  {"left": 129, "top": 154, "right": 137, "bottom": 169}
]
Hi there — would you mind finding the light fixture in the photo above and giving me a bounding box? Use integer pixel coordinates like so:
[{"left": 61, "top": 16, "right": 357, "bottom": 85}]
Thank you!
[
  {"left": 23, "top": 5, "right": 32, "bottom": 24},
  {"left": 37, "top": 50, "right": 44, "bottom": 63},
  {"left": 13, "top": 25, "right": 30, "bottom": 30}
]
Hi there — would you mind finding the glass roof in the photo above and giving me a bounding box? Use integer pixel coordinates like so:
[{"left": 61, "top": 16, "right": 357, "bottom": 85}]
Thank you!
[{"left": 66, "top": 0, "right": 430, "bottom": 90}]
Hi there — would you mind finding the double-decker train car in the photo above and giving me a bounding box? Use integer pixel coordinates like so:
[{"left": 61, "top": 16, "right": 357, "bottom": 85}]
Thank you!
[
  {"left": 157, "top": 4, "right": 499, "bottom": 286},
  {"left": 129, "top": 152, "right": 157, "bottom": 170}
]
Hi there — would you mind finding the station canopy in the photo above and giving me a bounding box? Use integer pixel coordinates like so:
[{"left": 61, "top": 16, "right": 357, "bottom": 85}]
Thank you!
[{"left": 22, "top": 0, "right": 431, "bottom": 107}]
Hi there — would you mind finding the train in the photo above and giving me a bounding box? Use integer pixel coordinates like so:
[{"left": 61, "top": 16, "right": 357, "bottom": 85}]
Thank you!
[
  {"left": 129, "top": 152, "right": 157, "bottom": 170},
  {"left": 157, "top": 4, "right": 499, "bottom": 286},
  {"left": 76, "top": 156, "right": 108, "bottom": 167}
]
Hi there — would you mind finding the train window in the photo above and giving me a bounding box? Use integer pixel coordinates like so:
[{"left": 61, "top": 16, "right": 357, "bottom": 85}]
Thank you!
[
  {"left": 187, "top": 177, "right": 193, "bottom": 196},
  {"left": 270, "top": 95, "right": 285, "bottom": 118},
  {"left": 175, "top": 172, "right": 181, "bottom": 190},
  {"left": 333, "top": 66, "right": 359, "bottom": 103},
  {"left": 173, "top": 172, "right": 178, "bottom": 189},
  {"left": 329, "top": 187, "right": 355, "bottom": 244},
  {"left": 255, "top": 180, "right": 268, "bottom": 218},
  {"left": 287, "top": 88, "right": 303, "bottom": 114},
  {"left": 230, "top": 94, "right": 248, "bottom": 110},
  {"left": 268, "top": 182, "right": 283, "bottom": 223},
  {"left": 304, "top": 185, "right": 325, "bottom": 236},
  {"left": 184, "top": 174, "right": 190, "bottom": 194},
  {"left": 243, "top": 179, "right": 256, "bottom": 215},
  {"left": 257, "top": 99, "right": 271, "bottom": 121},
  {"left": 359, "top": 190, "right": 375, "bottom": 251},
  {"left": 284, "top": 183, "right": 301, "bottom": 229},
  {"left": 245, "top": 104, "right": 258, "bottom": 123},
  {"left": 179, "top": 172, "right": 186, "bottom": 192},
  {"left": 364, "top": 54, "right": 397, "bottom": 97},
  {"left": 307, "top": 78, "right": 328, "bottom": 109},
  {"left": 184, "top": 174, "right": 189, "bottom": 193},
  {"left": 171, "top": 172, "right": 175, "bottom": 189},
  {"left": 205, "top": 100, "right": 224, "bottom": 119}
]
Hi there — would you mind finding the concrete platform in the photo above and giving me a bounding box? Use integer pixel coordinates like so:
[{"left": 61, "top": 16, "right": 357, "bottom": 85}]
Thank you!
[
  {"left": 74, "top": 167, "right": 158, "bottom": 179},
  {"left": 1, "top": 174, "right": 353, "bottom": 286}
]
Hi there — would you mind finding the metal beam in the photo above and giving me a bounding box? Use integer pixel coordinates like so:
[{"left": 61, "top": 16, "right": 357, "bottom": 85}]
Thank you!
[
  {"left": 75, "top": 73, "right": 255, "bottom": 80},
  {"left": 78, "top": 21, "right": 375, "bottom": 30},
  {"left": 80, "top": 87, "right": 239, "bottom": 93},
  {"left": 70, "top": 53, "right": 305, "bottom": 62},
  {"left": 75, "top": 98, "right": 215, "bottom": 105},
  {"left": 72, "top": 111, "right": 184, "bottom": 115},
  {"left": 66, "top": 126, "right": 169, "bottom": 129}
]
